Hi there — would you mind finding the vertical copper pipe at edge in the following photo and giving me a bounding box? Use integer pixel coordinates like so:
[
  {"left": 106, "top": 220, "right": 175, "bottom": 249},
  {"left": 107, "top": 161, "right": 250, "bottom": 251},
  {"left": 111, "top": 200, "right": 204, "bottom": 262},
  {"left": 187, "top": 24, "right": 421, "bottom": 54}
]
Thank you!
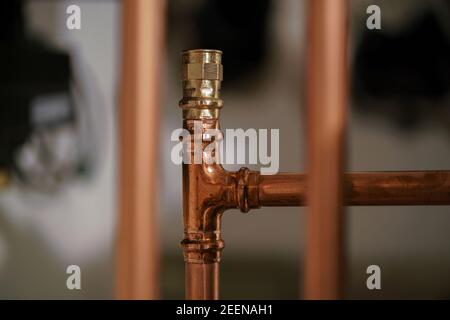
[
  {"left": 116, "top": 0, "right": 166, "bottom": 299},
  {"left": 304, "top": 0, "right": 348, "bottom": 299}
]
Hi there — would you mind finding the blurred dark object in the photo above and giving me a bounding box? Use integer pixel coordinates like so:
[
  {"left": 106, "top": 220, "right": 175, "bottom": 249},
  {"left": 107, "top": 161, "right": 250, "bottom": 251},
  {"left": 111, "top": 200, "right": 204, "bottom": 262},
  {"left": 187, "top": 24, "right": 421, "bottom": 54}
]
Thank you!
[
  {"left": 194, "top": 0, "right": 271, "bottom": 82},
  {"left": 0, "top": 1, "right": 74, "bottom": 181},
  {"left": 353, "top": 5, "right": 450, "bottom": 129}
]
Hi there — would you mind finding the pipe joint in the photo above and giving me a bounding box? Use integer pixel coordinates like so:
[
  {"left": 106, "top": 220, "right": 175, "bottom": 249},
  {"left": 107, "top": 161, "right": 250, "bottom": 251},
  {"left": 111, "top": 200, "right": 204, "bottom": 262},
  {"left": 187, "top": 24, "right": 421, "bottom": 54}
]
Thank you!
[
  {"left": 235, "top": 167, "right": 261, "bottom": 213},
  {"left": 180, "top": 49, "right": 260, "bottom": 266}
]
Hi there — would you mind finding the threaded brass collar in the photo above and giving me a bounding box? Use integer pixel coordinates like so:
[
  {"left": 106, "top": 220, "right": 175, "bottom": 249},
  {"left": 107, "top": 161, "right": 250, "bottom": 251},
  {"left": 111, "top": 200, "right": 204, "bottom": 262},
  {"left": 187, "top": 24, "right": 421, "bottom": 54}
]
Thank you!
[{"left": 179, "top": 49, "right": 223, "bottom": 119}]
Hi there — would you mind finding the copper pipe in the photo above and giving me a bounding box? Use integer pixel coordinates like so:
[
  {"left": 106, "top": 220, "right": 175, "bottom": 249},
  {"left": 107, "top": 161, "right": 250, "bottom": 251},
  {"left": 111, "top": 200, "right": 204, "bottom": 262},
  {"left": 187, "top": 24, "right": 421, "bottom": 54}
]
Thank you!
[
  {"left": 259, "top": 171, "right": 450, "bottom": 206},
  {"left": 179, "top": 50, "right": 450, "bottom": 301},
  {"left": 346, "top": 171, "right": 450, "bottom": 205},
  {"left": 259, "top": 174, "right": 307, "bottom": 206},
  {"left": 180, "top": 50, "right": 225, "bottom": 300},
  {"left": 181, "top": 166, "right": 450, "bottom": 300},
  {"left": 180, "top": 50, "right": 261, "bottom": 300},
  {"left": 304, "top": 0, "right": 349, "bottom": 299},
  {"left": 185, "top": 263, "right": 220, "bottom": 300},
  {"left": 116, "top": 0, "right": 165, "bottom": 300}
]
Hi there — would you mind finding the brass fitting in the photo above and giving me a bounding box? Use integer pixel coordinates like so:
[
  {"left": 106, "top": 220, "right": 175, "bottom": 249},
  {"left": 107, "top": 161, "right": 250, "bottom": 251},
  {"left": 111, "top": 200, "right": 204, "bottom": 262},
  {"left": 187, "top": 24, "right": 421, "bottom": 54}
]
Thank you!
[{"left": 180, "top": 49, "right": 223, "bottom": 120}]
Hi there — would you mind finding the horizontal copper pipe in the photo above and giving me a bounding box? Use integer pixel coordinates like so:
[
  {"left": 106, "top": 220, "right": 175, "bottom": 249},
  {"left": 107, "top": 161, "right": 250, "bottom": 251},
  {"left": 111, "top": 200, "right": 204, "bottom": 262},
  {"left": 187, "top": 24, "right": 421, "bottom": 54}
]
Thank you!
[
  {"left": 347, "top": 171, "right": 450, "bottom": 205},
  {"left": 259, "top": 171, "right": 450, "bottom": 206},
  {"left": 259, "top": 174, "right": 307, "bottom": 206}
]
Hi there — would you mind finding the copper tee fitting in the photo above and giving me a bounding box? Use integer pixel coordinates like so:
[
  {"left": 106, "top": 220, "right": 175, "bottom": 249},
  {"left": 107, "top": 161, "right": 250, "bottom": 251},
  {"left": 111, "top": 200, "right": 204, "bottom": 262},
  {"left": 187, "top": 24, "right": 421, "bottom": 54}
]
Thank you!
[
  {"left": 179, "top": 50, "right": 260, "bottom": 299},
  {"left": 178, "top": 49, "right": 450, "bottom": 300}
]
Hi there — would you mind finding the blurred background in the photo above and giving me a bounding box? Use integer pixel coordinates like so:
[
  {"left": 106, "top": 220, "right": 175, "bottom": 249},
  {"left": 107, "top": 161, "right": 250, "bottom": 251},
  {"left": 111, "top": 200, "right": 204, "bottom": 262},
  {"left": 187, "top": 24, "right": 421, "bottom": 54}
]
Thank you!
[{"left": 0, "top": 0, "right": 449, "bottom": 299}]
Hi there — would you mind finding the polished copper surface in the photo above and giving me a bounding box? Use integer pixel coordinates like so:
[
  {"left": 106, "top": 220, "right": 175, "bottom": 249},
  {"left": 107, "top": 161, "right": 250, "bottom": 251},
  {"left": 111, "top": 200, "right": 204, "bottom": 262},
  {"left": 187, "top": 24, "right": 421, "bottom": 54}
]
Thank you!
[
  {"left": 185, "top": 263, "right": 220, "bottom": 300},
  {"left": 259, "top": 172, "right": 450, "bottom": 206},
  {"left": 116, "top": 0, "right": 165, "bottom": 300},
  {"left": 180, "top": 50, "right": 261, "bottom": 300},
  {"left": 346, "top": 171, "right": 450, "bottom": 205},
  {"left": 304, "top": 0, "right": 349, "bottom": 300}
]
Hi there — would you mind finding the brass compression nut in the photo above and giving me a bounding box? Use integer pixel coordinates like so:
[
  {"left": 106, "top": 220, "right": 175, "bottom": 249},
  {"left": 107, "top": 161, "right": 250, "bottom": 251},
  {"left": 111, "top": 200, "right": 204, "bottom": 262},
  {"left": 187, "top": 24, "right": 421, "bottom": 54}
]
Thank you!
[{"left": 179, "top": 49, "right": 223, "bottom": 119}]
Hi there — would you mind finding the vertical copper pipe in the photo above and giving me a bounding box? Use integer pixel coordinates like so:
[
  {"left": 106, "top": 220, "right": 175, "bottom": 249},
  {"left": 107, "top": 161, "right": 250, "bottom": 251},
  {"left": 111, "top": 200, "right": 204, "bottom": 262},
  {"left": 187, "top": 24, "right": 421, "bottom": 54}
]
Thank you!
[
  {"left": 116, "top": 0, "right": 165, "bottom": 299},
  {"left": 180, "top": 50, "right": 225, "bottom": 300},
  {"left": 304, "top": 0, "right": 348, "bottom": 299},
  {"left": 185, "top": 263, "right": 220, "bottom": 300}
]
